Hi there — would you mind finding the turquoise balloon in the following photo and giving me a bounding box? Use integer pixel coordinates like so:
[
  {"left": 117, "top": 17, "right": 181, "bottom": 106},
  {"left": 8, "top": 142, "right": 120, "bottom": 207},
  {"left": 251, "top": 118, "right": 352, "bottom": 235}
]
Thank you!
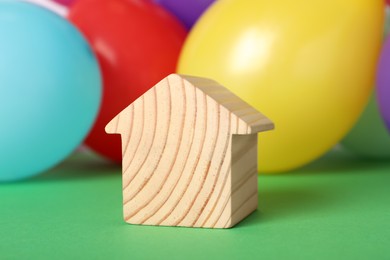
[
  {"left": 0, "top": 1, "right": 101, "bottom": 181},
  {"left": 341, "top": 92, "right": 390, "bottom": 159}
]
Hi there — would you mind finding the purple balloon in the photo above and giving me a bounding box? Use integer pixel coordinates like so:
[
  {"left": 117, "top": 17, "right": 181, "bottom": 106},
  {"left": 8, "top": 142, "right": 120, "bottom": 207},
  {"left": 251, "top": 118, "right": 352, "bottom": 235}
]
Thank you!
[
  {"left": 377, "top": 36, "right": 390, "bottom": 131},
  {"left": 52, "top": 0, "right": 74, "bottom": 7},
  {"left": 154, "top": 0, "right": 214, "bottom": 29}
]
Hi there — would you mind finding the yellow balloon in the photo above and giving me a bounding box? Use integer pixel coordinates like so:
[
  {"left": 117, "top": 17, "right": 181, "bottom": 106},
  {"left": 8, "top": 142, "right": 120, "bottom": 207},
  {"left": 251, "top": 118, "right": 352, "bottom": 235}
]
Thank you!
[{"left": 178, "top": 0, "right": 384, "bottom": 173}]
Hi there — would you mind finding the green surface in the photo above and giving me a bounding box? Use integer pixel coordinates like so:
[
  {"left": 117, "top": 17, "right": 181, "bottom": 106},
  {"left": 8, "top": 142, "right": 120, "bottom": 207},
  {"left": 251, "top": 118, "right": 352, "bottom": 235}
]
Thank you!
[{"left": 1, "top": 149, "right": 390, "bottom": 259}]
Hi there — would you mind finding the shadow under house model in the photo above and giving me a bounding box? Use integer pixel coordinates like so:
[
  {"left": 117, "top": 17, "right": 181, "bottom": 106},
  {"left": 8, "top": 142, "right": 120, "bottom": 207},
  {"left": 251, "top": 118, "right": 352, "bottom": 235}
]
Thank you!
[{"left": 105, "top": 74, "right": 274, "bottom": 228}]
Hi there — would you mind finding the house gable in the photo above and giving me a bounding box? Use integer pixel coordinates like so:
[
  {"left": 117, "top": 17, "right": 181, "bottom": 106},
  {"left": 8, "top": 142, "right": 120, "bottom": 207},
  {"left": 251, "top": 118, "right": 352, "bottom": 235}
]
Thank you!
[{"left": 106, "top": 74, "right": 274, "bottom": 136}]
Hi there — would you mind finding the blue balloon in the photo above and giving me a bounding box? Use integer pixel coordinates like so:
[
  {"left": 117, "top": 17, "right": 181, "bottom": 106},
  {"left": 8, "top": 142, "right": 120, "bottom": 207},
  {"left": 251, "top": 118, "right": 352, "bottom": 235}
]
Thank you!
[{"left": 0, "top": 1, "right": 101, "bottom": 181}]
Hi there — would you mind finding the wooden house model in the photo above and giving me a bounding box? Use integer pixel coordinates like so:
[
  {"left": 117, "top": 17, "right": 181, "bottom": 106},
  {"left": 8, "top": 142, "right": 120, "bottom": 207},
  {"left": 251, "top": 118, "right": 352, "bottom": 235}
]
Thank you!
[{"left": 105, "top": 74, "right": 274, "bottom": 228}]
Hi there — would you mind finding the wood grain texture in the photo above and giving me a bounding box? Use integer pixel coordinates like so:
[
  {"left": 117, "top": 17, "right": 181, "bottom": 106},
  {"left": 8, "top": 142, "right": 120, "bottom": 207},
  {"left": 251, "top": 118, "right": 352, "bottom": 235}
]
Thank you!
[{"left": 106, "top": 74, "right": 274, "bottom": 228}]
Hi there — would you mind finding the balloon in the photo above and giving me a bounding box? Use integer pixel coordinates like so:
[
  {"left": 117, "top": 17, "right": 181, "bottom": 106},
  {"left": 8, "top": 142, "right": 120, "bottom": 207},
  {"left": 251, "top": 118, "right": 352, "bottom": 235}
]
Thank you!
[
  {"left": 53, "top": 0, "right": 74, "bottom": 7},
  {"left": 69, "top": 0, "right": 187, "bottom": 162},
  {"left": 178, "top": 0, "right": 384, "bottom": 173},
  {"left": 341, "top": 93, "right": 390, "bottom": 158},
  {"left": 378, "top": 36, "right": 390, "bottom": 132},
  {"left": 0, "top": 1, "right": 101, "bottom": 181},
  {"left": 20, "top": 0, "right": 68, "bottom": 16},
  {"left": 154, "top": 0, "right": 215, "bottom": 29}
]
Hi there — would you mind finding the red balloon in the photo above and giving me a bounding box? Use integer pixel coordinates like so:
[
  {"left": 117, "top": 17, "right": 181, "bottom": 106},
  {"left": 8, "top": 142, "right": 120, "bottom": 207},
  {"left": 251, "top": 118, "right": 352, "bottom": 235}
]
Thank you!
[{"left": 69, "top": 0, "right": 187, "bottom": 162}]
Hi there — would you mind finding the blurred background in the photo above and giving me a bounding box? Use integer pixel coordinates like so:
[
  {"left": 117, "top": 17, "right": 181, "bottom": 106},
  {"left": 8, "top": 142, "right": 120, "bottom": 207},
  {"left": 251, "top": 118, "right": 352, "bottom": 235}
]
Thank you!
[
  {"left": 1, "top": 0, "right": 389, "bottom": 180},
  {"left": 1, "top": 0, "right": 390, "bottom": 259}
]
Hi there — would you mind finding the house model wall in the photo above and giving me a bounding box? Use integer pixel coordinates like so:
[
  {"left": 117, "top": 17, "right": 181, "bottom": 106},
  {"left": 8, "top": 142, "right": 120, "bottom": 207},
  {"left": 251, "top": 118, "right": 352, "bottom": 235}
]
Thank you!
[{"left": 106, "top": 74, "right": 274, "bottom": 228}]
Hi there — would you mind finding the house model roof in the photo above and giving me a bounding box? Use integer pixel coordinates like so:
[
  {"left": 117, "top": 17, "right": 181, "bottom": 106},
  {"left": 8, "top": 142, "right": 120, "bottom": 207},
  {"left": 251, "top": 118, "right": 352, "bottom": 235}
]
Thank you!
[{"left": 106, "top": 74, "right": 274, "bottom": 135}]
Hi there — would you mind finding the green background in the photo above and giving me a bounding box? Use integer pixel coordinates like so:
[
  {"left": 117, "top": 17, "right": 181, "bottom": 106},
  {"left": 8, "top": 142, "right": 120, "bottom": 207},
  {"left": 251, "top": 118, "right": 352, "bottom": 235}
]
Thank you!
[{"left": 1, "top": 149, "right": 390, "bottom": 259}]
